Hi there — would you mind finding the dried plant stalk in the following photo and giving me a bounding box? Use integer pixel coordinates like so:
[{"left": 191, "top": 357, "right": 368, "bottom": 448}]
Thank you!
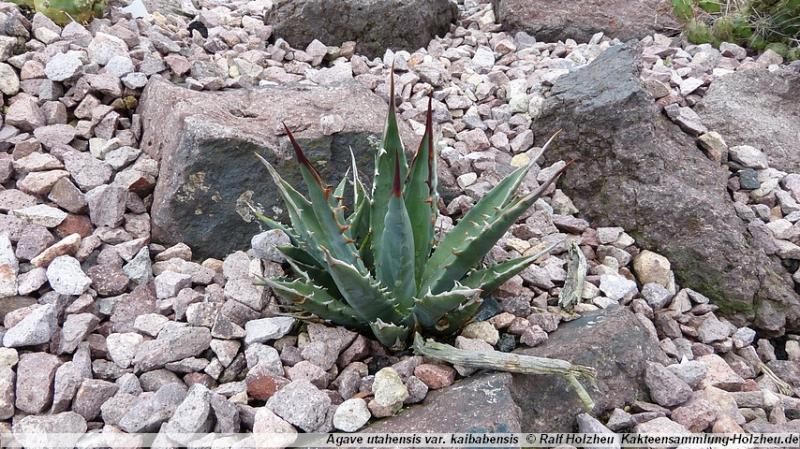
[
  {"left": 559, "top": 240, "right": 587, "bottom": 311},
  {"left": 760, "top": 362, "right": 793, "bottom": 395},
  {"left": 412, "top": 333, "right": 596, "bottom": 411}
]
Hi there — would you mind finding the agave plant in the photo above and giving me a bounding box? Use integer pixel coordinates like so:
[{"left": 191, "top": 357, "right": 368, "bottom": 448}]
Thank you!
[{"left": 252, "top": 74, "right": 570, "bottom": 351}]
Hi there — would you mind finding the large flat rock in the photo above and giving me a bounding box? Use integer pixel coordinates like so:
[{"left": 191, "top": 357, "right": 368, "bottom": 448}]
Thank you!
[
  {"left": 364, "top": 307, "right": 665, "bottom": 434},
  {"left": 492, "top": 0, "right": 679, "bottom": 43},
  {"left": 266, "top": 0, "right": 458, "bottom": 59},
  {"left": 365, "top": 372, "right": 521, "bottom": 434},
  {"left": 695, "top": 69, "right": 800, "bottom": 173},
  {"left": 513, "top": 306, "right": 668, "bottom": 431},
  {"left": 137, "top": 76, "right": 423, "bottom": 259},
  {"left": 533, "top": 43, "right": 800, "bottom": 333}
]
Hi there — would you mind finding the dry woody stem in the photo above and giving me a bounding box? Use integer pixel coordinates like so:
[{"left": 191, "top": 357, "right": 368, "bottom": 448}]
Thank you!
[{"left": 412, "top": 333, "right": 597, "bottom": 411}]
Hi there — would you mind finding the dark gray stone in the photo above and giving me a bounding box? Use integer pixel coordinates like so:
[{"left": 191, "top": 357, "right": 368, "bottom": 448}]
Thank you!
[
  {"left": 512, "top": 306, "right": 668, "bottom": 432},
  {"left": 266, "top": 0, "right": 458, "bottom": 59},
  {"left": 695, "top": 69, "right": 800, "bottom": 173},
  {"left": 137, "top": 76, "right": 443, "bottom": 259},
  {"left": 738, "top": 169, "right": 760, "bottom": 190},
  {"left": 533, "top": 43, "right": 799, "bottom": 333},
  {"left": 364, "top": 372, "right": 521, "bottom": 434},
  {"left": 492, "top": 0, "right": 679, "bottom": 43},
  {"left": 365, "top": 307, "right": 665, "bottom": 434}
]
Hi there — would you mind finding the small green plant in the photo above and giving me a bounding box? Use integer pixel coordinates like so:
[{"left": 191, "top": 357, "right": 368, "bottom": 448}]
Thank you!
[
  {"left": 249, "top": 71, "right": 597, "bottom": 408},
  {"left": 686, "top": 18, "right": 717, "bottom": 45},
  {"left": 672, "top": 0, "right": 800, "bottom": 60},
  {"left": 673, "top": 0, "right": 696, "bottom": 21},
  {"left": 698, "top": 0, "right": 723, "bottom": 13},
  {"left": 10, "top": 0, "right": 106, "bottom": 26}
]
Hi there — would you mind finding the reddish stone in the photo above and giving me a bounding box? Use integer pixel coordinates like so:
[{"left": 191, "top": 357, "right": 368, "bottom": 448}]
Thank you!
[
  {"left": 110, "top": 283, "right": 156, "bottom": 333},
  {"left": 671, "top": 399, "right": 716, "bottom": 432},
  {"left": 489, "top": 312, "right": 516, "bottom": 330},
  {"left": 55, "top": 214, "right": 93, "bottom": 238},
  {"left": 581, "top": 228, "right": 600, "bottom": 247},
  {"left": 15, "top": 353, "right": 61, "bottom": 414},
  {"left": 655, "top": 94, "right": 682, "bottom": 110},
  {"left": 87, "top": 264, "right": 129, "bottom": 296},
  {"left": 87, "top": 333, "right": 108, "bottom": 359},
  {"left": 520, "top": 325, "right": 549, "bottom": 347},
  {"left": 414, "top": 363, "right": 455, "bottom": 390},
  {"left": 712, "top": 415, "right": 744, "bottom": 433},
  {"left": 337, "top": 334, "right": 371, "bottom": 368},
  {"left": 286, "top": 360, "right": 329, "bottom": 389},
  {"left": 246, "top": 368, "right": 289, "bottom": 401},
  {"left": 508, "top": 317, "right": 530, "bottom": 335},
  {"left": 49, "top": 178, "right": 87, "bottom": 214},
  {"left": 740, "top": 379, "right": 759, "bottom": 392}
]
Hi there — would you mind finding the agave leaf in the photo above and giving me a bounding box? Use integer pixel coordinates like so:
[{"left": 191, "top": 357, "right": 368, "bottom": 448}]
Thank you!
[
  {"left": 413, "top": 283, "right": 482, "bottom": 330},
  {"left": 350, "top": 147, "right": 370, "bottom": 206},
  {"left": 257, "top": 154, "right": 328, "bottom": 264},
  {"left": 333, "top": 168, "right": 350, "bottom": 202},
  {"left": 283, "top": 125, "right": 365, "bottom": 272},
  {"left": 461, "top": 241, "right": 560, "bottom": 296},
  {"left": 348, "top": 149, "right": 372, "bottom": 245},
  {"left": 427, "top": 162, "right": 572, "bottom": 294},
  {"left": 278, "top": 245, "right": 340, "bottom": 295},
  {"left": 430, "top": 296, "right": 483, "bottom": 335},
  {"left": 421, "top": 131, "right": 561, "bottom": 293},
  {"left": 332, "top": 168, "right": 350, "bottom": 224},
  {"left": 261, "top": 277, "right": 363, "bottom": 329},
  {"left": 247, "top": 206, "right": 290, "bottom": 234},
  {"left": 369, "top": 319, "right": 411, "bottom": 351},
  {"left": 322, "top": 248, "right": 404, "bottom": 324},
  {"left": 289, "top": 253, "right": 329, "bottom": 281},
  {"left": 375, "top": 153, "right": 417, "bottom": 311},
  {"left": 404, "top": 95, "right": 438, "bottom": 287},
  {"left": 358, "top": 231, "right": 374, "bottom": 272},
  {"left": 246, "top": 202, "right": 301, "bottom": 245},
  {"left": 277, "top": 244, "right": 320, "bottom": 268},
  {"left": 371, "top": 69, "right": 409, "bottom": 263},
  {"left": 349, "top": 196, "right": 371, "bottom": 248},
  {"left": 256, "top": 154, "right": 311, "bottom": 232}
]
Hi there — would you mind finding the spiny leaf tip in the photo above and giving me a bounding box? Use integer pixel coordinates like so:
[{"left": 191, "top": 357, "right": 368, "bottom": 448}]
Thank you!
[
  {"left": 282, "top": 122, "right": 325, "bottom": 187},
  {"left": 393, "top": 150, "right": 402, "bottom": 197}
]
